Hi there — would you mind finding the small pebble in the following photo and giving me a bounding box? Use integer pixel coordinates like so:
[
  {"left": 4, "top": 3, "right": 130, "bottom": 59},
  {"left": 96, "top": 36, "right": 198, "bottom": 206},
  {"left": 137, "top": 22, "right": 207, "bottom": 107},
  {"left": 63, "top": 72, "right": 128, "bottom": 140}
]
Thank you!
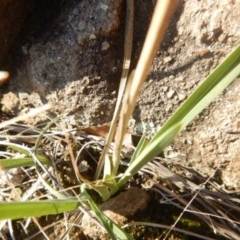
[
  {"left": 167, "top": 89, "right": 175, "bottom": 98},
  {"left": 162, "top": 86, "right": 168, "bottom": 92},
  {"left": 67, "top": 87, "right": 75, "bottom": 95},
  {"left": 89, "top": 34, "right": 96, "bottom": 40},
  {"left": 101, "top": 41, "right": 110, "bottom": 51},
  {"left": 198, "top": 48, "right": 209, "bottom": 57},
  {"left": 100, "top": 3, "right": 108, "bottom": 11},
  {"left": 218, "top": 33, "right": 228, "bottom": 43},
  {"left": 77, "top": 35, "right": 83, "bottom": 44},
  {"left": 22, "top": 46, "right": 28, "bottom": 55},
  {"left": 178, "top": 93, "right": 187, "bottom": 101},
  {"left": 165, "top": 105, "right": 172, "bottom": 112},
  {"left": 78, "top": 21, "right": 86, "bottom": 31},
  {"left": 73, "top": 8, "right": 79, "bottom": 15},
  {"left": 148, "top": 79, "right": 153, "bottom": 83},
  {"left": 163, "top": 56, "right": 172, "bottom": 64}
]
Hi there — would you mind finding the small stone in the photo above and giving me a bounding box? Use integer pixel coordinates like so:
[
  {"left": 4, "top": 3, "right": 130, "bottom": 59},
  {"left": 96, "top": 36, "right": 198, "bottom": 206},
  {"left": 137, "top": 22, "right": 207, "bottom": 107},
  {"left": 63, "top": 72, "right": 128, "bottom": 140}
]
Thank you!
[
  {"left": 101, "top": 41, "right": 110, "bottom": 51},
  {"left": 100, "top": 188, "right": 149, "bottom": 223},
  {"left": 1, "top": 92, "right": 19, "bottom": 114},
  {"left": 218, "top": 33, "right": 228, "bottom": 43},
  {"left": 165, "top": 105, "right": 172, "bottom": 112},
  {"left": 81, "top": 188, "right": 149, "bottom": 239},
  {"left": 99, "top": 3, "right": 108, "bottom": 11},
  {"left": 177, "top": 76, "right": 184, "bottom": 82},
  {"left": 78, "top": 160, "right": 89, "bottom": 172},
  {"left": 178, "top": 93, "right": 187, "bottom": 101},
  {"left": 19, "top": 93, "right": 28, "bottom": 100},
  {"left": 78, "top": 21, "right": 86, "bottom": 31},
  {"left": 178, "top": 26, "right": 184, "bottom": 35},
  {"left": 162, "top": 86, "right": 168, "bottom": 92},
  {"left": 67, "top": 87, "right": 75, "bottom": 95},
  {"left": 163, "top": 56, "right": 172, "bottom": 64},
  {"left": 112, "top": 66, "right": 117, "bottom": 72},
  {"left": 77, "top": 35, "right": 83, "bottom": 44},
  {"left": 167, "top": 89, "right": 175, "bottom": 98},
  {"left": 89, "top": 34, "right": 96, "bottom": 40},
  {"left": 72, "top": 8, "right": 79, "bottom": 15},
  {"left": 22, "top": 46, "right": 28, "bottom": 55},
  {"left": 79, "top": 86, "right": 86, "bottom": 94},
  {"left": 198, "top": 48, "right": 209, "bottom": 57}
]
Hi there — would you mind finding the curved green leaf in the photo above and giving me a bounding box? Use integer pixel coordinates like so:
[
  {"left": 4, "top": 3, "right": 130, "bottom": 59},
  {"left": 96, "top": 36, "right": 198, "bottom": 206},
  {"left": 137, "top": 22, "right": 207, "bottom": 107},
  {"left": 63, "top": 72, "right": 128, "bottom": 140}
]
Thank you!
[
  {"left": 0, "top": 198, "right": 80, "bottom": 220},
  {"left": 0, "top": 155, "right": 51, "bottom": 169}
]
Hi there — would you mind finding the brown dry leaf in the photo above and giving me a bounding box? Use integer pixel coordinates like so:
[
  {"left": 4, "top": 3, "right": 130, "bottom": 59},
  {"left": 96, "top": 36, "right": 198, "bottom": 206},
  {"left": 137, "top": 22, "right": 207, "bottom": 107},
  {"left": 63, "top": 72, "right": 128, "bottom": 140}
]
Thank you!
[
  {"left": 80, "top": 124, "right": 134, "bottom": 146},
  {"left": 80, "top": 124, "right": 110, "bottom": 138}
]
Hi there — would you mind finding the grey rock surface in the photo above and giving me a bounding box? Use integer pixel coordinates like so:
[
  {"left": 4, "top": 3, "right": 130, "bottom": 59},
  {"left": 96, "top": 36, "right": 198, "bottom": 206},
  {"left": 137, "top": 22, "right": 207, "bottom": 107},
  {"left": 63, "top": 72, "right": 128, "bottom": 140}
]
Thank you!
[{"left": 1, "top": 0, "right": 123, "bottom": 126}]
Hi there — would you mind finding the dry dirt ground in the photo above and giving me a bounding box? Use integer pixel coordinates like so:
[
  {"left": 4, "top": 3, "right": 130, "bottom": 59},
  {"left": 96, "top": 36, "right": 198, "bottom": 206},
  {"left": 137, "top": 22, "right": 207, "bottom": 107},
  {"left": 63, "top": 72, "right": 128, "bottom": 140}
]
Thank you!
[{"left": 0, "top": 0, "right": 240, "bottom": 239}]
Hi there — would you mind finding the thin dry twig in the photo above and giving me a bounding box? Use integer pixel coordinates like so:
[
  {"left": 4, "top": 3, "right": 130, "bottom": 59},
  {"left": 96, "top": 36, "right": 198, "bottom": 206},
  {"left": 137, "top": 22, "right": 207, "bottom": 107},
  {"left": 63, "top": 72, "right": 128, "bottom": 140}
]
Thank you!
[
  {"left": 0, "top": 104, "right": 52, "bottom": 129},
  {"left": 163, "top": 170, "right": 218, "bottom": 240},
  {"left": 94, "top": 0, "right": 134, "bottom": 179},
  {"left": 142, "top": 160, "right": 240, "bottom": 239},
  {"left": 112, "top": 0, "right": 179, "bottom": 173}
]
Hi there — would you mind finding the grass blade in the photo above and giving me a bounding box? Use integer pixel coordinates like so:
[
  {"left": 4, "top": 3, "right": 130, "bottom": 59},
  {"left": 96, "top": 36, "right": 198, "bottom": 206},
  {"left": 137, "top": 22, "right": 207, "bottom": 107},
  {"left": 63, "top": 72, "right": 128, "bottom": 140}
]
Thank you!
[
  {"left": 117, "top": 123, "right": 182, "bottom": 188},
  {"left": 118, "top": 44, "right": 240, "bottom": 189},
  {"left": 0, "top": 155, "right": 51, "bottom": 169},
  {"left": 0, "top": 198, "right": 80, "bottom": 220},
  {"left": 130, "top": 135, "right": 149, "bottom": 164},
  {"left": 81, "top": 189, "right": 134, "bottom": 240},
  {"left": 6, "top": 142, "right": 31, "bottom": 156}
]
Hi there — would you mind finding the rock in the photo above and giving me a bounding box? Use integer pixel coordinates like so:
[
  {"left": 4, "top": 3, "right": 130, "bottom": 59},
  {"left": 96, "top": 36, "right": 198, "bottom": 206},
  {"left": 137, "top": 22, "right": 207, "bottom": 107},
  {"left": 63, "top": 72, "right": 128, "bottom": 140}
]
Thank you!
[
  {"left": 177, "top": 93, "right": 186, "bottom": 101},
  {"left": 2, "top": 0, "right": 123, "bottom": 126},
  {"left": 163, "top": 56, "right": 172, "bottom": 64},
  {"left": 218, "top": 33, "right": 228, "bottom": 43},
  {"left": 101, "top": 41, "right": 110, "bottom": 51},
  {"left": 89, "top": 34, "right": 97, "bottom": 40},
  {"left": 197, "top": 48, "right": 210, "bottom": 58},
  {"left": 0, "top": 0, "right": 33, "bottom": 64},
  {"left": 162, "top": 86, "right": 168, "bottom": 92},
  {"left": 167, "top": 89, "right": 175, "bottom": 99},
  {"left": 131, "top": 0, "right": 240, "bottom": 188},
  {"left": 81, "top": 188, "right": 149, "bottom": 239},
  {"left": 99, "top": 187, "right": 149, "bottom": 223},
  {"left": 78, "top": 20, "right": 86, "bottom": 31},
  {"left": 1, "top": 92, "right": 19, "bottom": 115}
]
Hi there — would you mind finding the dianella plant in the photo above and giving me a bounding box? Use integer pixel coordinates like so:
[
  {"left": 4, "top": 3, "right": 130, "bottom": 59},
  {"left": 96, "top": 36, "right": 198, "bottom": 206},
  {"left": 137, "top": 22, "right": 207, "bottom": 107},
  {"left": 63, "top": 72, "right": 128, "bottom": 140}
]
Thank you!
[{"left": 0, "top": 0, "right": 240, "bottom": 239}]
